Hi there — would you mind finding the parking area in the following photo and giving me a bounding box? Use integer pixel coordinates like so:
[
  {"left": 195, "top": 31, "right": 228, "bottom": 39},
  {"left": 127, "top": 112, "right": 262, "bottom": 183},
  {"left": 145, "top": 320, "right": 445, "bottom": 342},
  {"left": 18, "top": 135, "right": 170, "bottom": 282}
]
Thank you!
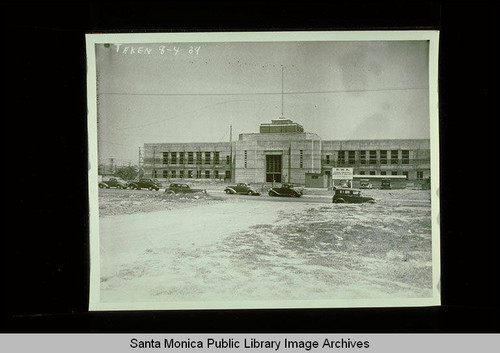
[{"left": 97, "top": 187, "right": 434, "bottom": 305}]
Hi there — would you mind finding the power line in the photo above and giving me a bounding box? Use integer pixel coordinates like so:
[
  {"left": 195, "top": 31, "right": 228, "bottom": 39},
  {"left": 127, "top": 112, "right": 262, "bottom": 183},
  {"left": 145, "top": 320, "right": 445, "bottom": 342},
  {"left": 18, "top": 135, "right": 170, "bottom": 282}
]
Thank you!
[{"left": 99, "top": 87, "right": 427, "bottom": 97}]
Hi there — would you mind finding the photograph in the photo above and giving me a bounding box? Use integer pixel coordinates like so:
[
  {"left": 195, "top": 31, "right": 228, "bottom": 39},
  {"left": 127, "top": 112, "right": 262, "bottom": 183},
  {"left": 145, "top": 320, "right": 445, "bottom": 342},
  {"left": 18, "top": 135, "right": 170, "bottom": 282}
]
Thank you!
[{"left": 86, "top": 31, "right": 440, "bottom": 310}]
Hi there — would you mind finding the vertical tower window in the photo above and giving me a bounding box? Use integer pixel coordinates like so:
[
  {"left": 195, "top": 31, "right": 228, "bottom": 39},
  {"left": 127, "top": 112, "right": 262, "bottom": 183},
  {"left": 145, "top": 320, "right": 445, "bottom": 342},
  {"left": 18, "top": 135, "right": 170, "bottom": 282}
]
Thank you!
[
  {"left": 360, "top": 151, "right": 366, "bottom": 165},
  {"left": 244, "top": 150, "right": 248, "bottom": 168},
  {"left": 337, "top": 151, "right": 345, "bottom": 165},
  {"left": 196, "top": 151, "right": 202, "bottom": 165},
  {"left": 369, "top": 151, "right": 376, "bottom": 165},
  {"left": 205, "top": 152, "right": 211, "bottom": 164},
  {"left": 214, "top": 152, "right": 220, "bottom": 165},
  {"left": 348, "top": 150, "right": 355, "bottom": 165},
  {"left": 188, "top": 152, "right": 193, "bottom": 164},
  {"left": 171, "top": 152, "right": 177, "bottom": 164},
  {"left": 162, "top": 152, "right": 169, "bottom": 165},
  {"left": 402, "top": 150, "right": 410, "bottom": 164},
  {"left": 300, "top": 150, "right": 304, "bottom": 168},
  {"left": 380, "top": 150, "right": 387, "bottom": 165},
  {"left": 325, "top": 155, "right": 330, "bottom": 165},
  {"left": 391, "top": 150, "right": 399, "bottom": 164},
  {"left": 179, "top": 152, "right": 184, "bottom": 164}
]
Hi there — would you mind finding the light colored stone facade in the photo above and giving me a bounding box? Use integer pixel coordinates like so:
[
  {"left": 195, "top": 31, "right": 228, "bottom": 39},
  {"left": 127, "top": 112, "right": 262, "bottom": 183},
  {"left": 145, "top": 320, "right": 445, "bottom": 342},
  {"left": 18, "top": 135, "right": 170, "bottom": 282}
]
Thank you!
[{"left": 143, "top": 119, "right": 431, "bottom": 185}]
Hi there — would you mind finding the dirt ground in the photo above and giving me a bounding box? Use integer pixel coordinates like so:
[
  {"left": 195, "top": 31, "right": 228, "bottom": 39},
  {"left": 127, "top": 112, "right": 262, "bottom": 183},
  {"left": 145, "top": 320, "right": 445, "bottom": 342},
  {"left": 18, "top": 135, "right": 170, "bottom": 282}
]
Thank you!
[{"left": 97, "top": 188, "right": 435, "bottom": 306}]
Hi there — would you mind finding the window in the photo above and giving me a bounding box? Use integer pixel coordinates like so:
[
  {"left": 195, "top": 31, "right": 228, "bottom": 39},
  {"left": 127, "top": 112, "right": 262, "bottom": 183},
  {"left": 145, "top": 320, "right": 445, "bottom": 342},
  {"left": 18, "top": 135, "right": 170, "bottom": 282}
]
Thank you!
[
  {"left": 360, "top": 151, "right": 366, "bottom": 165},
  {"left": 188, "top": 170, "right": 193, "bottom": 178},
  {"left": 369, "top": 151, "right": 376, "bottom": 165},
  {"left": 391, "top": 150, "right": 398, "bottom": 164},
  {"left": 179, "top": 152, "right": 184, "bottom": 164},
  {"left": 205, "top": 152, "right": 211, "bottom": 164},
  {"left": 162, "top": 152, "right": 169, "bottom": 165},
  {"left": 325, "top": 155, "right": 330, "bottom": 165},
  {"left": 196, "top": 170, "right": 201, "bottom": 178},
  {"left": 402, "top": 150, "right": 409, "bottom": 164},
  {"left": 152, "top": 170, "right": 157, "bottom": 178},
  {"left": 311, "top": 175, "right": 318, "bottom": 179},
  {"left": 171, "top": 152, "right": 177, "bottom": 164},
  {"left": 196, "top": 151, "right": 202, "bottom": 165},
  {"left": 369, "top": 171, "right": 376, "bottom": 175},
  {"left": 188, "top": 152, "right": 193, "bottom": 164},
  {"left": 391, "top": 171, "right": 398, "bottom": 176},
  {"left": 214, "top": 170, "right": 219, "bottom": 179},
  {"left": 162, "top": 170, "right": 168, "bottom": 178},
  {"left": 380, "top": 150, "right": 387, "bottom": 165},
  {"left": 214, "top": 152, "right": 220, "bottom": 165},
  {"left": 205, "top": 170, "right": 210, "bottom": 179},
  {"left": 417, "top": 171, "right": 423, "bottom": 180},
  {"left": 380, "top": 171, "right": 386, "bottom": 175},
  {"left": 300, "top": 150, "right": 304, "bottom": 168},
  {"left": 337, "top": 151, "right": 345, "bottom": 165},
  {"left": 348, "top": 151, "right": 355, "bottom": 165},
  {"left": 179, "top": 170, "right": 184, "bottom": 178},
  {"left": 359, "top": 171, "right": 365, "bottom": 175},
  {"left": 244, "top": 150, "right": 248, "bottom": 168},
  {"left": 402, "top": 171, "right": 408, "bottom": 179},
  {"left": 225, "top": 170, "right": 231, "bottom": 179},
  {"left": 226, "top": 155, "right": 230, "bottom": 165},
  {"left": 171, "top": 170, "right": 176, "bottom": 178}
]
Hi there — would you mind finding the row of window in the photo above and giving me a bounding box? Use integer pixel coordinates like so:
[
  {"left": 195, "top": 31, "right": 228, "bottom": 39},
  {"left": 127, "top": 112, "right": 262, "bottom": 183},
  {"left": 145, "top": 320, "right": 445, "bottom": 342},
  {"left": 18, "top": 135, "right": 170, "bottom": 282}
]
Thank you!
[
  {"left": 162, "top": 152, "right": 229, "bottom": 165},
  {"left": 152, "top": 169, "right": 231, "bottom": 179},
  {"left": 357, "top": 170, "right": 423, "bottom": 179},
  {"left": 327, "top": 150, "right": 410, "bottom": 165}
]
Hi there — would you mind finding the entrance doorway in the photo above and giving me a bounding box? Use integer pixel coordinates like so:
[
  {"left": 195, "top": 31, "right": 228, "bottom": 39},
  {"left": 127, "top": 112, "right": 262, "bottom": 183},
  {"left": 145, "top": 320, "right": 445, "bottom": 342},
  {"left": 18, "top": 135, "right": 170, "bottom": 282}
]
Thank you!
[{"left": 266, "top": 155, "right": 282, "bottom": 182}]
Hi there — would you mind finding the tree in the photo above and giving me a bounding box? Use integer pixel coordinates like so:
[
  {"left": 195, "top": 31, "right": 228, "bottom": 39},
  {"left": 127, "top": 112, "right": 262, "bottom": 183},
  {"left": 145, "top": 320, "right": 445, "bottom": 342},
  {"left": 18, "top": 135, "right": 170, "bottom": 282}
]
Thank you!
[{"left": 114, "top": 166, "right": 138, "bottom": 181}]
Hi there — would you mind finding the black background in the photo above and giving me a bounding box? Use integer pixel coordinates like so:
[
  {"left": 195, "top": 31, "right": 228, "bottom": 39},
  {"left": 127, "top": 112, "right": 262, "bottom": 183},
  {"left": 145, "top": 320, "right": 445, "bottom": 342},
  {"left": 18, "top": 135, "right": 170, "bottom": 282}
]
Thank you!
[{"left": 1, "top": 1, "right": 499, "bottom": 332}]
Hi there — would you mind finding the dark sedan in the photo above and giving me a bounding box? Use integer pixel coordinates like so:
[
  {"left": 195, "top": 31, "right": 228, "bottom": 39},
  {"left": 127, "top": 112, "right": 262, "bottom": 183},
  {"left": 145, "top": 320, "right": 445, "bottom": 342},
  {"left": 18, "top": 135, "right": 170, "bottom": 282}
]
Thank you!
[
  {"left": 268, "top": 183, "right": 302, "bottom": 197},
  {"left": 332, "top": 188, "right": 375, "bottom": 203}
]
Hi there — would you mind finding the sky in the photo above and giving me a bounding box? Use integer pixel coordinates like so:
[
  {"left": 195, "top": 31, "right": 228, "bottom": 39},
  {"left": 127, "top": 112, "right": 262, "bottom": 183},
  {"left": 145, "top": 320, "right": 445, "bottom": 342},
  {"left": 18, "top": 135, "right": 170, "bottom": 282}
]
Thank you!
[{"left": 95, "top": 40, "right": 430, "bottom": 165}]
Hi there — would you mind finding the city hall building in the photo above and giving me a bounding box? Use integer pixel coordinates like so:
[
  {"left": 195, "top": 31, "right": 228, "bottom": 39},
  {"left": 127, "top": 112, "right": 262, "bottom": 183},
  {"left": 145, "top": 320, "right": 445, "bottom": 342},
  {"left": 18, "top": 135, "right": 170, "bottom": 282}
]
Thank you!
[{"left": 142, "top": 118, "right": 431, "bottom": 187}]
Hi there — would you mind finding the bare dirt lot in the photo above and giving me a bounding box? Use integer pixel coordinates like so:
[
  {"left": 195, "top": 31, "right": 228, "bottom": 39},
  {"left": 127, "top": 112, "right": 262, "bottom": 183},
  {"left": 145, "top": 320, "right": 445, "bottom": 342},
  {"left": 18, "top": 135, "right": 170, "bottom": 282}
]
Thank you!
[{"left": 97, "top": 188, "right": 434, "bottom": 306}]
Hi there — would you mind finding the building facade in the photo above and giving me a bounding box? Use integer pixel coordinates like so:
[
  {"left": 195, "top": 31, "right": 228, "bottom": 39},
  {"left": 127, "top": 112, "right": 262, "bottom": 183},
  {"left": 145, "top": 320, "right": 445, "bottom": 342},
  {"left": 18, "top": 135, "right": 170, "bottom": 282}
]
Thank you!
[{"left": 143, "top": 118, "right": 431, "bottom": 186}]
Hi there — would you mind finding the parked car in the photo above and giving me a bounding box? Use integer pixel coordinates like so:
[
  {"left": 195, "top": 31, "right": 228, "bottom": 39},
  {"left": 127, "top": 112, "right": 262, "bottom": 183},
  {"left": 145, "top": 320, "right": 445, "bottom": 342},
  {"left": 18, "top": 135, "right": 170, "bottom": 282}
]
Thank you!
[
  {"left": 128, "top": 178, "right": 162, "bottom": 191},
  {"left": 165, "top": 183, "right": 207, "bottom": 194},
  {"left": 381, "top": 178, "right": 392, "bottom": 190},
  {"left": 268, "top": 183, "right": 302, "bottom": 197},
  {"left": 224, "top": 183, "right": 260, "bottom": 195},
  {"left": 332, "top": 188, "right": 375, "bottom": 204},
  {"left": 98, "top": 181, "right": 109, "bottom": 189},
  {"left": 359, "top": 178, "right": 373, "bottom": 189},
  {"left": 102, "top": 176, "right": 129, "bottom": 189}
]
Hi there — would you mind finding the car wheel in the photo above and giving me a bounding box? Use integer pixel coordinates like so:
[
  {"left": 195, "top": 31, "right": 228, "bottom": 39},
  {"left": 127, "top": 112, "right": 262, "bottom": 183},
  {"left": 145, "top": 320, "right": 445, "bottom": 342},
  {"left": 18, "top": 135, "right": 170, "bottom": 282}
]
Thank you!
[
  {"left": 247, "top": 190, "right": 253, "bottom": 195},
  {"left": 99, "top": 184, "right": 104, "bottom": 189},
  {"left": 166, "top": 190, "right": 175, "bottom": 194},
  {"left": 268, "top": 190, "right": 275, "bottom": 196},
  {"left": 148, "top": 187, "right": 153, "bottom": 191},
  {"left": 225, "top": 190, "right": 231, "bottom": 194},
  {"left": 335, "top": 198, "right": 345, "bottom": 203}
]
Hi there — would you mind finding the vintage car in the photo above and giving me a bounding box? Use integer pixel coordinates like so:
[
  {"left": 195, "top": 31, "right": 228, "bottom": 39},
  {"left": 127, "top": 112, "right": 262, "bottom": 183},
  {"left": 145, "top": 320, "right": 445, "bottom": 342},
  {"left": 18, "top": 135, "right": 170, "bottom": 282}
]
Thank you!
[
  {"left": 128, "top": 178, "right": 162, "bottom": 191},
  {"left": 268, "top": 183, "right": 302, "bottom": 197},
  {"left": 224, "top": 183, "right": 260, "bottom": 195},
  {"left": 332, "top": 188, "right": 375, "bottom": 204},
  {"left": 359, "top": 178, "right": 373, "bottom": 189},
  {"left": 165, "top": 183, "right": 207, "bottom": 194},
  {"left": 102, "top": 176, "right": 129, "bottom": 189},
  {"left": 381, "top": 178, "right": 392, "bottom": 190}
]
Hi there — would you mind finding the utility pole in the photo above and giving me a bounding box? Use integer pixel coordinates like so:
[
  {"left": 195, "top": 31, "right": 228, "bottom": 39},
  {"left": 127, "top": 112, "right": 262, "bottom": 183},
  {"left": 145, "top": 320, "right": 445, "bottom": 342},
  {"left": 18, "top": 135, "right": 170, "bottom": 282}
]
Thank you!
[
  {"left": 109, "top": 158, "right": 114, "bottom": 174},
  {"left": 152, "top": 146, "right": 156, "bottom": 178},
  {"left": 138, "top": 146, "right": 144, "bottom": 179},
  {"left": 229, "top": 124, "right": 233, "bottom": 182},
  {"left": 281, "top": 65, "right": 284, "bottom": 117}
]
